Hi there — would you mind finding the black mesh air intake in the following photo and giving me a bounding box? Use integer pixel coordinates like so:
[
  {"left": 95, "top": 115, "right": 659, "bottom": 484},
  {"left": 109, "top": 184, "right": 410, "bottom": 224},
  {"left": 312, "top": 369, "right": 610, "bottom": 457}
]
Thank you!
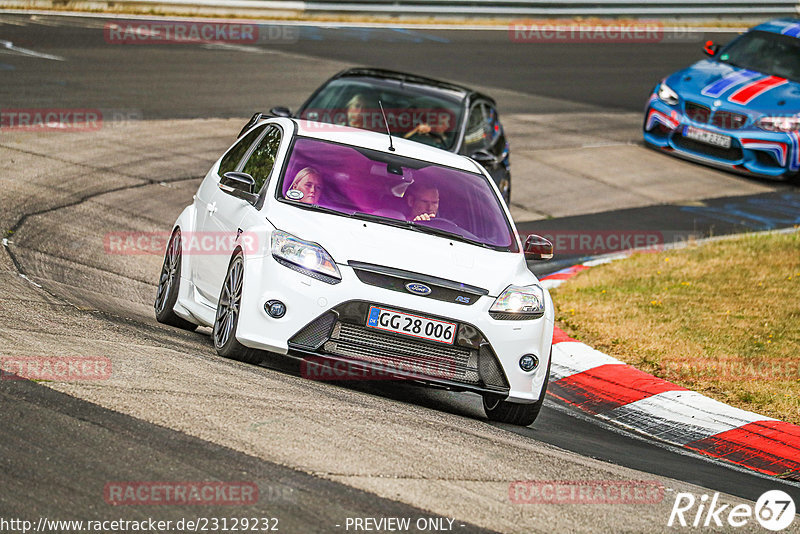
[
  {"left": 478, "top": 344, "right": 510, "bottom": 389},
  {"left": 289, "top": 312, "right": 337, "bottom": 350}
]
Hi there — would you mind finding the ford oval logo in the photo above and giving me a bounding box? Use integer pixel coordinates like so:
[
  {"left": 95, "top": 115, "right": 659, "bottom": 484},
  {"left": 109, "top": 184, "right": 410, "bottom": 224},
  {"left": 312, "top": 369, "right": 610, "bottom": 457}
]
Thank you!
[{"left": 405, "top": 282, "right": 431, "bottom": 296}]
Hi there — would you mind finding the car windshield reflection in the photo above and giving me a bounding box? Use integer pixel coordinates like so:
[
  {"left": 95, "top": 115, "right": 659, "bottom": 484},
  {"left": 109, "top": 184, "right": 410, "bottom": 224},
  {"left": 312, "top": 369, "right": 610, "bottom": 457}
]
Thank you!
[{"left": 279, "top": 137, "right": 516, "bottom": 251}]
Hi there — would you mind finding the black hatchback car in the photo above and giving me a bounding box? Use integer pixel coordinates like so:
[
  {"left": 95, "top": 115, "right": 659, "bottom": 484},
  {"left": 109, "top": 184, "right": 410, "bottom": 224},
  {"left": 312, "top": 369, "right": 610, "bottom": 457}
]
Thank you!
[{"left": 253, "top": 68, "right": 512, "bottom": 203}]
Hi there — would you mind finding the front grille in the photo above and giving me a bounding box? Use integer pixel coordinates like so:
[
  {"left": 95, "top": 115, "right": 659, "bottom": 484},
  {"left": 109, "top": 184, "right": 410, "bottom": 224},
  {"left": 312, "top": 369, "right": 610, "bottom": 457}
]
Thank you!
[
  {"left": 349, "top": 261, "right": 488, "bottom": 306},
  {"left": 673, "top": 133, "right": 743, "bottom": 161},
  {"left": 712, "top": 110, "right": 748, "bottom": 130},
  {"left": 685, "top": 101, "right": 711, "bottom": 124},
  {"left": 324, "top": 322, "right": 478, "bottom": 384}
]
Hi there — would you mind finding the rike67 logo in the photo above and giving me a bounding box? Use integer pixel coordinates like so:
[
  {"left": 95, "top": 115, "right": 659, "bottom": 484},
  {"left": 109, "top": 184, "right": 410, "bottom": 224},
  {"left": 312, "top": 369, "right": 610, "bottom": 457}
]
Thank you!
[{"left": 669, "top": 490, "right": 795, "bottom": 531}]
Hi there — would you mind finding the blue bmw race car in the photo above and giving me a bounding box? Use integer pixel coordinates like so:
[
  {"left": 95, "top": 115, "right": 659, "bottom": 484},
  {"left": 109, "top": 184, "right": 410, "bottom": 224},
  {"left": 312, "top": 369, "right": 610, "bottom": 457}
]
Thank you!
[{"left": 644, "top": 19, "right": 800, "bottom": 180}]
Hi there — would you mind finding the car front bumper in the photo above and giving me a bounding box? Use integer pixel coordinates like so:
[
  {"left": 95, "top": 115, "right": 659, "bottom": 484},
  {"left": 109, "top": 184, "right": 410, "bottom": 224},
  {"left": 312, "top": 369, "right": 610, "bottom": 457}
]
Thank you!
[
  {"left": 643, "top": 96, "right": 799, "bottom": 179},
  {"left": 235, "top": 253, "right": 554, "bottom": 404}
]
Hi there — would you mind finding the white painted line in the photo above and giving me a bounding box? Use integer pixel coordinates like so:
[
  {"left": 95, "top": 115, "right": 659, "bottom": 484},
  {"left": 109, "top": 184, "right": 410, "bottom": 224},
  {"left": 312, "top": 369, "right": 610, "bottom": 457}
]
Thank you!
[
  {"left": 19, "top": 273, "right": 42, "bottom": 288},
  {"left": 0, "top": 39, "right": 64, "bottom": 60},
  {"left": 600, "top": 390, "right": 774, "bottom": 446},
  {"left": 551, "top": 341, "right": 623, "bottom": 380}
]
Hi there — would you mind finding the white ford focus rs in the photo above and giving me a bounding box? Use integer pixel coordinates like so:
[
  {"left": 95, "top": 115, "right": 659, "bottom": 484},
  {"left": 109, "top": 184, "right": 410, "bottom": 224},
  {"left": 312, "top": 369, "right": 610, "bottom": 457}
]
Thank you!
[{"left": 155, "top": 117, "right": 555, "bottom": 426}]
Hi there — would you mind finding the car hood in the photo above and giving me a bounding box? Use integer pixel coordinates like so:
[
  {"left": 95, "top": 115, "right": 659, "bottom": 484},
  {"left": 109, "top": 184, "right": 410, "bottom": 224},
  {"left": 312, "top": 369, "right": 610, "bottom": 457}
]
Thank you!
[
  {"left": 268, "top": 205, "right": 534, "bottom": 297},
  {"left": 666, "top": 59, "right": 800, "bottom": 114}
]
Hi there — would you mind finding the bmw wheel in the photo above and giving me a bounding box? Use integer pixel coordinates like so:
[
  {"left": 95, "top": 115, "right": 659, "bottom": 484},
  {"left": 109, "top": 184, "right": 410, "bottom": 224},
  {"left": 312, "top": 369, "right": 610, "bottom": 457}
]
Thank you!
[
  {"left": 154, "top": 229, "right": 196, "bottom": 331},
  {"left": 213, "top": 252, "right": 264, "bottom": 365}
]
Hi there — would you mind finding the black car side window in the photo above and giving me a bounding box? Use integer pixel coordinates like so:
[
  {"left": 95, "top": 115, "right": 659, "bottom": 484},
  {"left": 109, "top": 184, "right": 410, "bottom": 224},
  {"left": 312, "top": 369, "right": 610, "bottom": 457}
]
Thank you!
[
  {"left": 241, "top": 126, "right": 282, "bottom": 192},
  {"left": 463, "top": 102, "right": 490, "bottom": 153},
  {"left": 218, "top": 125, "right": 267, "bottom": 178}
]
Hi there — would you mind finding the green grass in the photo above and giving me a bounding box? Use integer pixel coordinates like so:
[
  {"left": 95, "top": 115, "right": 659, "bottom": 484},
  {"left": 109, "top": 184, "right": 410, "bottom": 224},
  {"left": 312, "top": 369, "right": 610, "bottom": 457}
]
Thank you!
[{"left": 552, "top": 230, "right": 800, "bottom": 424}]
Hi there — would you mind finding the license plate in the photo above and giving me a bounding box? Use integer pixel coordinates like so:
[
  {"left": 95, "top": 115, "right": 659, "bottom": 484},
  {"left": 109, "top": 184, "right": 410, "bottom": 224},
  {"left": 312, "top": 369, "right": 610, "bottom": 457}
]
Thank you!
[
  {"left": 366, "top": 306, "right": 456, "bottom": 345},
  {"left": 683, "top": 125, "right": 731, "bottom": 148}
]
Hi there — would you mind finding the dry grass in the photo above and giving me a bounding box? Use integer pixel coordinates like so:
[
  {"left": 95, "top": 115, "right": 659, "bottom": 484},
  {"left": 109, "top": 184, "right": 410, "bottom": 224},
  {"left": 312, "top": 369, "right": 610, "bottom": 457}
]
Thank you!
[{"left": 552, "top": 229, "right": 800, "bottom": 424}]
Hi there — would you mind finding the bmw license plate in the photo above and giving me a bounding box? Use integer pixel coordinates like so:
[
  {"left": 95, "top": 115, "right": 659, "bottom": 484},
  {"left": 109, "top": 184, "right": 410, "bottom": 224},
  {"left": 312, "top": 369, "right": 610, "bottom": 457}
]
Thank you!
[
  {"left": 366, "top": 306, "right": 456, "bottom": 345},
  {"left": 683, "top": 125, "right": 731, "bottom": 148}
]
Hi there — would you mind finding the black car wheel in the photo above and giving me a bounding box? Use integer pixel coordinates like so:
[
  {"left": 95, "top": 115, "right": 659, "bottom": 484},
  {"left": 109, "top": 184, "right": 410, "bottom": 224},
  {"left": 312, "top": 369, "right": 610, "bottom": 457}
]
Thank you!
[
  {"left": 154, "top": 229, "right": 196, "bottom": 331},
  {"left": 213, "top": 252, "right": 265, "bottom": 365},
  {"left": 483, "top": 350, "right": 551, "bottom": 426}
]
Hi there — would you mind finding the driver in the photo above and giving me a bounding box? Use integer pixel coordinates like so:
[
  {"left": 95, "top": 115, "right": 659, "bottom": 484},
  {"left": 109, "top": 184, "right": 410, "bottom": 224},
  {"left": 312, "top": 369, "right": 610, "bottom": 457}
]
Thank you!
[
  {"left": 405, "top": 182, "right": 439, "bottom": 222},
  {"left": 403, "top": 112, "right": 451, "bottom": 142}
]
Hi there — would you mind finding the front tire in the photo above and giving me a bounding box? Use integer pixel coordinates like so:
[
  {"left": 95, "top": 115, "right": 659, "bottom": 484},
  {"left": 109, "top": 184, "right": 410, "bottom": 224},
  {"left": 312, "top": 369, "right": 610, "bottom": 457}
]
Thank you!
[
  {"left": 212, "top": 252, "right": 264, "bottom": 365},
  {"left": 154, "top": 229, "right": 196, "bottom": 331},
  {"left": 483, "top": 350, "right": 551, "bottom": 426}
]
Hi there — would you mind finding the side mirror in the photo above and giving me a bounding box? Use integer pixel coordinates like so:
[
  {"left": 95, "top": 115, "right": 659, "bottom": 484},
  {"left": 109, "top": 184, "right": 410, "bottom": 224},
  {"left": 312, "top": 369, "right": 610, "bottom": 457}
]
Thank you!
[
  {"left": 470, "top": 149, "right": 497, "bottom": 167},
  {"left": 269, "top": 106, "right": 292, "bottom": 118},
  {"left": 220, "top": 172, "right": 259, "bottom": 204},
  {"left": 524, "top": 234, "right": 553, "bottom": 261},
  {"left": 703, "top": 40, "right": 720, "bottom": 57}
]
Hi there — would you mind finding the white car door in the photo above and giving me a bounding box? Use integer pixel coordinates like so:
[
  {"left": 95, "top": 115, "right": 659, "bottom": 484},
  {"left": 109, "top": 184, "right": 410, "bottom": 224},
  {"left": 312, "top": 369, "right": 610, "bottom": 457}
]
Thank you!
[{"left": 193, "top": 125, "right": 268, "bottom": 302}]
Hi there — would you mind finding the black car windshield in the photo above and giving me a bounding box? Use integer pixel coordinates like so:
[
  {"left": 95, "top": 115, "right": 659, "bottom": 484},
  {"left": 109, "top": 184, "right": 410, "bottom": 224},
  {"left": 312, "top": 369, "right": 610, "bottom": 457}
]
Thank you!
[
  {"left": 279, "top": 137, "right": 517, "bottom": 251},
  {"left": 719, "top": 30, "right": 800, "bottom": 82},
  {"left": 298, "top": 78, "right": 464, "bottom": 151}
]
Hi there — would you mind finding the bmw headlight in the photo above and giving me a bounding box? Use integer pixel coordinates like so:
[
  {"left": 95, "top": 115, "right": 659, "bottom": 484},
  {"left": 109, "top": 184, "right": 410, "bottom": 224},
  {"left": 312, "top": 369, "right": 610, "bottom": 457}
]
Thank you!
[
  {"left": 490, "top": 285, "right": 546, "bottom": 319},
  {"left": 657, "top": 82, "right": 679, "bottom": 106},
  {"left": 757, "top": 116, "right": 800, "bottom": 132},
  {"left": 271, "top": 230, "right": 341, "bottom": 282}
]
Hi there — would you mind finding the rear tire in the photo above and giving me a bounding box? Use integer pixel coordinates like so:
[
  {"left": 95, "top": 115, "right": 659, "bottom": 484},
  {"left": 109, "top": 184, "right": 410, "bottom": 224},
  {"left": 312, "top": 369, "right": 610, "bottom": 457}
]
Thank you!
[
  {"left": 212, "top": 252, "right": 265, "bottom": 365},
  {"left": 483, "top": 350, "right": 551, "bottom": 426},
  {"left": 154, "top": 229, "right": 197, "bottom": 331}
]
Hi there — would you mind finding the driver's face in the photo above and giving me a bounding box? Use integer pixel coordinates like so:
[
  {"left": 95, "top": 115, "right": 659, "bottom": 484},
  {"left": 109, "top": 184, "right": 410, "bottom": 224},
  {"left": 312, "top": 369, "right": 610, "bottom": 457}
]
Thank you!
[{"left": 408, "top": 188, "right": 439, "bottom": 218}]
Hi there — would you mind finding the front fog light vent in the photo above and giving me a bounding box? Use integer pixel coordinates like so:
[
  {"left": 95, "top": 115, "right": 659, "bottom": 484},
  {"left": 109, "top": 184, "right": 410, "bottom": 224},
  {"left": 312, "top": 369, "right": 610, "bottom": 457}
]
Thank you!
[{"left": 519, "top": 354, "right": 539, "bottom": 372}]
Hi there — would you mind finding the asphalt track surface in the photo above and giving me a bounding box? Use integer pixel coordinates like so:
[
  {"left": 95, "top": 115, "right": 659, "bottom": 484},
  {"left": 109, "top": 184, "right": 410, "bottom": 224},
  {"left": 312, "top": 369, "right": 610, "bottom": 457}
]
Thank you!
[{"left": 1, "top": 13, "right": 800, "bottom": 533}]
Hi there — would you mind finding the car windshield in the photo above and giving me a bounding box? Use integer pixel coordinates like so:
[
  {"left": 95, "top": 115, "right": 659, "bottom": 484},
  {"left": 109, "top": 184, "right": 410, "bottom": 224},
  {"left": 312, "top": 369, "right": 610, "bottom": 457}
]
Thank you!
[
  {"left": 298, "top": 78, "right": 464, "bottom": 151},
  {"left": 279, "top": 137, "right": 517, "bottom": 251},
  {"left": 719, "top": 30, "right": 800, "bottom": 82}
]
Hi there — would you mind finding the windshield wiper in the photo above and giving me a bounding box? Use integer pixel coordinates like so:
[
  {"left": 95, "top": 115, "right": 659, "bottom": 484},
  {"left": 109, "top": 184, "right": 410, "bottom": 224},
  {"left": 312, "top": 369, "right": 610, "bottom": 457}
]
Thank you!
[
  {"left": 349, "top": 211, "right": 501, "bottom": 250},
  {"left": 409, "top": 222, "right": 495, "bottom": 249}
]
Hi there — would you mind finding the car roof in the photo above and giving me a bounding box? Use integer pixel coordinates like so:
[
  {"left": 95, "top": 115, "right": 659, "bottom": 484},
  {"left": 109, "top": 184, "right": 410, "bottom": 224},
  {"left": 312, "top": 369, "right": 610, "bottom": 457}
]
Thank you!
[
  {"left": 329, "top": 67, "right": 496, "bottom": 106},
  {"left": 751, "top": 18, "right": 800, "bottom": 36},
  {"left": 284, "top": 118, "right": 482, "bottom": 173}
]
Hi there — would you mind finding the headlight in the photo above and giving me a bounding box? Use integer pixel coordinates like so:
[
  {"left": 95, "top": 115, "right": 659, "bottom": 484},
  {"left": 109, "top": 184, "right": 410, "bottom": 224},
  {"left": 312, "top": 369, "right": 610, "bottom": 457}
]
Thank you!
[
  {"left": 271, "top": 230, "right": 341, "bottom": 282},
  {"left": 657, "top": 82, "right": 679, "bottom": 106},
  {"left": 757, "top": 116, "right": 800, "bottom": 132},
  {"left": 490, "top": 285, "right": 545, "bottom": 319}
]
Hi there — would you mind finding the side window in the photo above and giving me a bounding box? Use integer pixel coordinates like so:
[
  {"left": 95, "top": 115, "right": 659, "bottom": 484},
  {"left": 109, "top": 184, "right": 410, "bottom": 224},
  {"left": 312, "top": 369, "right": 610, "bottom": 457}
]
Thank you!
[
  {"left": 218, "top": 125, "right": 267, "bottom": 178},
  {"left": 462, "top": 102, "right": 490, "bottom": 154},
  {"left": 241, "top": 126, "right": 281, "bottom": 192}
]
